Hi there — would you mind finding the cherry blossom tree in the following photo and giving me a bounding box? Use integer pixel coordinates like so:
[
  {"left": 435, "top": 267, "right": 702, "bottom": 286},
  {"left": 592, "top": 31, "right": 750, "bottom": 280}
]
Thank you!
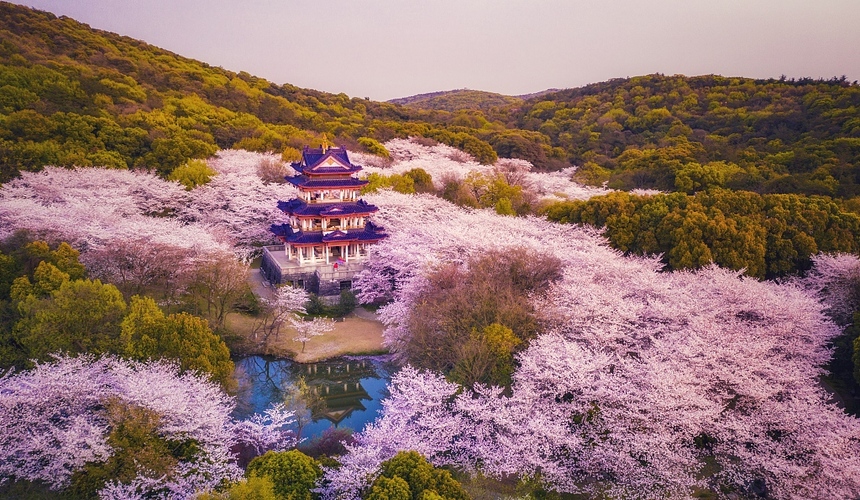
[
  {"left": 5, "top": 147, "right": 860, "bottom": 498},
  {"left": 290, "top": 316, "right": 335, "bottom": 353},
  {"left": 0, "top": 166, "right": 226, "bottom": 253},
  {"left": 331, "top": 191, "right": 860, "bottom": 499},
  {"left": 0, "top": 355, "right": 295, "bottom": 499},
  {"left": 797, "top": 253, "right": 860, "bottom": 325},
  {"left": 0, "top": 150, "right": 297, "bottom": 266},
  {"left": 353, "top": 138, "right": 610, "bottom": 203},
  {"left": 180, "top": 150, "right": 298, "bottom": 253},
  {"left": 83, "top": 239, "right": 196, "bottom": 302},
  {"left": 253, "top": 285, "right": 309, "bottom": 349}
]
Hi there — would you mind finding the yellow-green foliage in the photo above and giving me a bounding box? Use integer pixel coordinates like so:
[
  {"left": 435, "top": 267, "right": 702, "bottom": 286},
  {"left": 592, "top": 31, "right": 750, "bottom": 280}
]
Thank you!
[
  {"left": 0, "top": 238, "right": 235, "bottom": 386},
  {"left": 0, "top": 2, "right": 504, "bottom": 181},
  {"left": 367, "top": 451, "right": 469, "bottom": 500},
  {"left": 361, "top": 172, "right": 416, "bottom": 194},
  {"left": 357, "top": 136, "right": 390, "bottom": 158},
  {"left": 509, "top": 74, "right": 860, "bottom": 195},
  {"left": 121, "top": 295, "right": 235, "bottom": 388},
  {"left": 543, "top": 189, "right": 860, "bottom": 278},
  {"left": 246, "top": 450, "right": 322, "bottom": 500},
  {"left": 69, "top": 399, "right": 181, "bottom": 498},
  {"left": 168, "top": 159, "right": 217, "bottom": 190},
  {"left": 404, "top": 168, "right": 433, "bottom": 193},
  {"left": 4, "top": 3, "right": 860, "bottom": 202},
  {"left": 390, "top": 89, "right": 523, "bottom": 112},
  {"left": 443, "top": 172, "right": 529, "bottom": 215},
  {"left": 196, "top": 477, "right": 278, "bottom": 500}
]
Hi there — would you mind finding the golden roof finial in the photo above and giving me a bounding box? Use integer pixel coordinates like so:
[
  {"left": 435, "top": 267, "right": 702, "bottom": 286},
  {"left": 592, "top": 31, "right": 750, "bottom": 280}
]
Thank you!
[{"left": 321, "top": 133, "right": 329, "bottom": 153}]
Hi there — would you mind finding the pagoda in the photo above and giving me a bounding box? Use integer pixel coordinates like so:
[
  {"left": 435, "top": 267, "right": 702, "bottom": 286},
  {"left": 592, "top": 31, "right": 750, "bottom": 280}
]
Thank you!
[{"left": 262, "top": 143, "right": 386, "bottom": 292}]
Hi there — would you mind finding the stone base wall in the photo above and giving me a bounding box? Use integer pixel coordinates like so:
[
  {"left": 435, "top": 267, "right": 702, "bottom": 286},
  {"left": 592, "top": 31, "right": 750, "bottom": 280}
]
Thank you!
[{"left": 262, "top": 246, "right": 362, "bottom": 297}]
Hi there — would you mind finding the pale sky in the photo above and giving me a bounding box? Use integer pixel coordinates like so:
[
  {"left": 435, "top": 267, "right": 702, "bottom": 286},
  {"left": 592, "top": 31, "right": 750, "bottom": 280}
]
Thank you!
[{"left": 14, "top": 0, "right": 860, "bottom": 101}]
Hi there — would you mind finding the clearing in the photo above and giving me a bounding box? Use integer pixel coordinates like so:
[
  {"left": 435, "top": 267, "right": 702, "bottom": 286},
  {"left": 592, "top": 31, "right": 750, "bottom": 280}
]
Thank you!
[{"left": 225, "top": 307, "right": 386, "bottom": 363}]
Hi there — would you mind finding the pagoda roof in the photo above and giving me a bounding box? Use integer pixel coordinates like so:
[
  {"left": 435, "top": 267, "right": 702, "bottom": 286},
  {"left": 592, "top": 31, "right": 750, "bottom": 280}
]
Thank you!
[
  {"left": 285, "top": 176, "right": 368, "bottom": 189},
  {"left": 291, "top": 146, "right": 363, "bottom": 176},
  {"left": 270, "top": 221, "right": 387, "bottom": 245},
  {"left": 277, "top": 199, "right": 379, "bottom": 217}
]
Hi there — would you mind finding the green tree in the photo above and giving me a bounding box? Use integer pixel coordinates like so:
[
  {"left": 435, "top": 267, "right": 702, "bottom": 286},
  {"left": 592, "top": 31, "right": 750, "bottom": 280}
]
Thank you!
[
  {"left": 14, "top": 277, "right": 127, "bottom": 360},
  {"left": 70, "top": 399, "right": 181, "bottom": 498},
  {"left": 358, "top": 137, "right": 390, "bottom": 158},
  {"left": 168, "top": 158, "right": 218, "bottom": 190},
  {"left": 121, "top": 295, "right": 235, "bottom": 388},
  {"left": 367, "top": 451, "right": 468, "bottom": 500},
  {"left": 450, "top": 323, "right": 521, "bottom": 387},
  {"left": 10, "top": 261, "right": 70, "bottom": 301},
  {"left": 404, "top": 168, "right": 433, "bottom": 193},
  {"left": 47, "top": 242, "right": 86, "bottom": 281},
  {"left": 366, "top": 476, "right": 411, "bottom": 500},
  {"left": 246, "top": 450, "right": 322, "bottom": 500},
  {"left": 197, "top": 476, "right": 278, "bottom": 500}
]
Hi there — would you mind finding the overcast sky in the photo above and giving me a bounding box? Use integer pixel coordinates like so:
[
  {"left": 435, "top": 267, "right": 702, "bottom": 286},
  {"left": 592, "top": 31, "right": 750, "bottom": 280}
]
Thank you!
[{"left": 14, "top": 0, "right": 860, "bottom": 101}]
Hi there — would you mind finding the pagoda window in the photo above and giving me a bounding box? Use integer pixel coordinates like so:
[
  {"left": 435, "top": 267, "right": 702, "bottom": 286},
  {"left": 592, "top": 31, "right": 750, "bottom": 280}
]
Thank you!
[{"left": 330, "top": 218, "right": 341, "bottom": 230}]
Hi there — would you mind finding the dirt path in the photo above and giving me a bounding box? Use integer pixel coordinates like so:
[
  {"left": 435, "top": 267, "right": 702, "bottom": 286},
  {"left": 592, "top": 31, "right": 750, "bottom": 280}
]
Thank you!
[{"left": 226, "top": 307, "right": 386, "bottom": 363}]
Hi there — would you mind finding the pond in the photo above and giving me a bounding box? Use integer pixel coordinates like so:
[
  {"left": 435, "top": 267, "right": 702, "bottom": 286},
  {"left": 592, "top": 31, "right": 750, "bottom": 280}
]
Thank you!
[{"left": 232, "top": 355, "right": 394, "bottom": 442}]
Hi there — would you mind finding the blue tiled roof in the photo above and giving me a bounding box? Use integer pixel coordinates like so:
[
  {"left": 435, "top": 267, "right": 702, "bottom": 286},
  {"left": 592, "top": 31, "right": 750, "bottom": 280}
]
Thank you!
[
  {"left": 285, "top": 176, "right": 368, "bottom": 189},
  {"left": 271, "top": 223, "right": 387, "bottom": 245},
  {"left": 291, "top": 146, "right": 363, "bottom": 176},
  {"left": 277, "top": 199, "right": 379, "bottom": 217}
]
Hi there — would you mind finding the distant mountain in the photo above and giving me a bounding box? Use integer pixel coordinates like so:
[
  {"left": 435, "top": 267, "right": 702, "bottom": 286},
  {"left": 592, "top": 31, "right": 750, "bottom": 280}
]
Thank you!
[
  {"left": 388, "top": 89, "right": 524, "bottom": 112},
  {"left": 514, "top": 89, "right": 562, "bottom": 101}
]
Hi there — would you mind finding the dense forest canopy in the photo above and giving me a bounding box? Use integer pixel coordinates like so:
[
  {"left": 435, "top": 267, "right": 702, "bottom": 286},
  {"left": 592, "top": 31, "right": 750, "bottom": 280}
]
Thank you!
[
  {"left": 6, "top": 1, "right": 858, "bottom": 195},
  {"left": 502, "top": 74, "right": 860, "bottom": 196},
  {"left": 388, "top": 89, "right": 524, "bottom": 112},
  {"left": 0, "top": 1, "right": 509, "bottom": 182}
]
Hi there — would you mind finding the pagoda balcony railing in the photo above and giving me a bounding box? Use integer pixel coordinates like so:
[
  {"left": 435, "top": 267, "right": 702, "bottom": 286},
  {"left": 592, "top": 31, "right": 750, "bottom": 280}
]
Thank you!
[
  {"left": 298, "top": 224, "right": 365, "bottom": 233},
  {"left": 306, "top": 193, "right": 359, "bottom": 203}
]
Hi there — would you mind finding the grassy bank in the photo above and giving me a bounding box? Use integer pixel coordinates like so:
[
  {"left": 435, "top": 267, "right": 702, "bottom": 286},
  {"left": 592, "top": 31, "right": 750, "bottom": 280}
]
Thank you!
[{"left": 224, "top": 308, "right": 387, "bottom": 363}]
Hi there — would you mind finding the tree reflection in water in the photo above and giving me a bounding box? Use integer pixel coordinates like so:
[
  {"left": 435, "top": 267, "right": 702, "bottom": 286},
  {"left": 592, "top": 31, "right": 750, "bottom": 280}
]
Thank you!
[{"left": 233, "top": 356, "right": 393, "bottom": 441}]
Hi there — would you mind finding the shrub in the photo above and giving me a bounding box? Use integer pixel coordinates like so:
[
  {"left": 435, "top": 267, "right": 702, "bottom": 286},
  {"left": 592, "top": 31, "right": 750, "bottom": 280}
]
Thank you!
[
  {"left": 367, "top": 451, "right": 469, "bottom": 500},
  {"left": 257, "top": 157, "right": 289, "bottom": 184},
  {"left": 246, "top": 450, "right": 322, "bottom": 500},
  {"left": 358, "top": 137, "right": 390, "bottom": 158},
  {"left": 168, "top": 159, "right": 217, "bottom": 190}
]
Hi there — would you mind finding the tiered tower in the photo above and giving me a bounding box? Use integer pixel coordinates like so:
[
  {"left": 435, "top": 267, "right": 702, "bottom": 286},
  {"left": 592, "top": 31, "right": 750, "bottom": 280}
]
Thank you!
[{"left": 262, "top": 144, "right": 386, "bottom": 292}]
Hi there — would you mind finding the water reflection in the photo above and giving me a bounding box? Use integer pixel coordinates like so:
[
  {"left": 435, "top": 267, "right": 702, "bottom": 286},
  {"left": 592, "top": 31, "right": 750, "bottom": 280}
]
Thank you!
[{"left": 233, "top": 356, "right": 393, "bottom": 441}]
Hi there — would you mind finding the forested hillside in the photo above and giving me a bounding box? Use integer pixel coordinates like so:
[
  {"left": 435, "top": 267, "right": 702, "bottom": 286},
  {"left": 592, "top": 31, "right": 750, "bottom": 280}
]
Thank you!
[
  {"left": 388, "top": 89, "right": 523, "bottom": 112},
  {"left": 502, "top": 74, "right": 860, "bottom": 197},
  {"left": 0, "top": 1, "right": 507, "bottom": 182},
  {"left": 8, "top": 2, "right": 856, "bottom": 199}
]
